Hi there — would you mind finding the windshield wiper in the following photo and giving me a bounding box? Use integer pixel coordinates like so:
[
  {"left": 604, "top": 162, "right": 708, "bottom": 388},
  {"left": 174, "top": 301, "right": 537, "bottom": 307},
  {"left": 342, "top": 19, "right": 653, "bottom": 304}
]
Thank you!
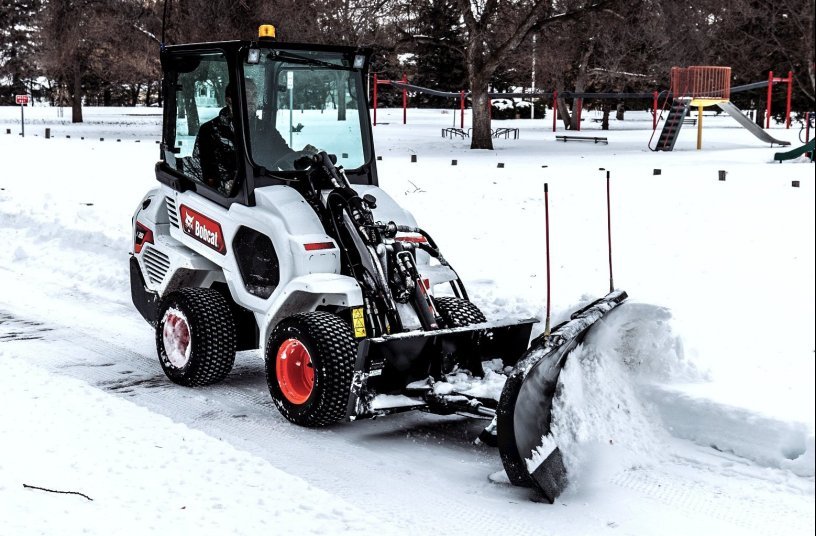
[{"left": 267, "top": 50, "right": 351, "bottom": 70}]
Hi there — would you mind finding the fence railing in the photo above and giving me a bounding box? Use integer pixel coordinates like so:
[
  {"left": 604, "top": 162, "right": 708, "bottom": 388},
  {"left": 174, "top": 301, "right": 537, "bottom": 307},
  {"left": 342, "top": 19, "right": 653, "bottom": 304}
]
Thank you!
[{"left": 671, "top": 66, "right": 731, "bottom": 100}]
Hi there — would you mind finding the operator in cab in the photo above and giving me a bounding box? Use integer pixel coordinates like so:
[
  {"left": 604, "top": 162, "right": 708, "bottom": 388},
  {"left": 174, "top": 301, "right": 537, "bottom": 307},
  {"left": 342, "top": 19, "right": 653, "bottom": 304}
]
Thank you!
[{"left": 190, "top": 78, "right": 315, "bottom": 196}]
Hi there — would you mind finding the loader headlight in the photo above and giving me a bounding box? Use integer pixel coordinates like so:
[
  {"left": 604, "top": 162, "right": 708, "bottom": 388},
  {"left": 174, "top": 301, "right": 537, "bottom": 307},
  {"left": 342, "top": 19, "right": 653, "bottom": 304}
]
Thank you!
[
  {"left": 353, "top": 54, "right": 365, "bottom": 69},
  {"left": 247, "top": 48, "right": 261, "bottom": 64}
]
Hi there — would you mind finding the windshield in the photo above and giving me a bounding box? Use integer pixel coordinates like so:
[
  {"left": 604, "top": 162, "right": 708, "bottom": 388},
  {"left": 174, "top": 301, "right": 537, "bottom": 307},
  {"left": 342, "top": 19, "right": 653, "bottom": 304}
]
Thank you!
[{"left": 243, "top": 49, "right": 368, "bottom": 171}]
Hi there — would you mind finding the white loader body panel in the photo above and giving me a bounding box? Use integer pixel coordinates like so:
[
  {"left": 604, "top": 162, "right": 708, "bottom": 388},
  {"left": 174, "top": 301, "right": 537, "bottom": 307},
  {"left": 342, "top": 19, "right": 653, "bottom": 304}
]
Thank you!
[{"left": 132, "top": 181, "right": 456, "bottom": 347}]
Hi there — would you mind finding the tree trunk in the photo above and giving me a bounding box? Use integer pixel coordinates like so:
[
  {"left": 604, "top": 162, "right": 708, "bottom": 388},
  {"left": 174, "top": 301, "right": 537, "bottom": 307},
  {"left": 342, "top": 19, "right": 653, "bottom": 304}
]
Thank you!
[
  {"left": 616, "top": 102, "right": 625, "bottom": 120},
  {"left": 337, "top": 72, "right": 347, "bottom": 121},
  {"left": 567, "top": 43, "right": 594, "bottom": 130},
  {"left": 71, "top": 59, "right": 83, "bottom": 123},
  {"left": 469, "top": 78, "right": 493, "bottom": 149},
  {"left": 602, "top": 104, "right": 610, "bottom": 130},
  {"left": 755, "top": 106, "right": 765, "bottom": 127},
  {"left": 130, "top": 83, "right": 141, "bottom": 107},
  {"left": 557, "top": 97, "right": 572, "bottom": 129},
  {"left": 181, "top": 79, "right": 199, "bottom": 135}
]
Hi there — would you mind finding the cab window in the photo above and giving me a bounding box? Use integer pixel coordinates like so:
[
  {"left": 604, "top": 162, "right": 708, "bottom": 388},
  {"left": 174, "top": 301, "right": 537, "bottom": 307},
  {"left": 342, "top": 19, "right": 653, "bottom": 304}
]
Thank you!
[{"left": 164, "top": 52, "right": 238, "bottom": 196}]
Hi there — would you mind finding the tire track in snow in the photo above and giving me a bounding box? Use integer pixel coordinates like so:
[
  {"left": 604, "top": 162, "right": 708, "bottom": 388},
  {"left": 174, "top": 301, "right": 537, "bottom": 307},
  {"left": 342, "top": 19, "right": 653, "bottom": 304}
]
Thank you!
[
  {"left": 610, "top": 463, "right": 813, "bottom": 535},
  {"left": 0, "top": 311, "right": 556, "bottom": 536}
]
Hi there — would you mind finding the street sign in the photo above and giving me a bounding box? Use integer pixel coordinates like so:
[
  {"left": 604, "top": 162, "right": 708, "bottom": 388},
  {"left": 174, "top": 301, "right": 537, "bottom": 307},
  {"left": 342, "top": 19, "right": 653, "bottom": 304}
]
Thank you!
[{"left": 16, "top": 95, "right": 28, "bottom": 137}]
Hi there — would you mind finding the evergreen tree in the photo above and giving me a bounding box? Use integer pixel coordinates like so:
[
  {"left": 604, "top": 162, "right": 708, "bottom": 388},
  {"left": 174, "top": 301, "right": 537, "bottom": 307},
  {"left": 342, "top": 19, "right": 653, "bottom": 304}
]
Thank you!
[
  {"left": 411, "top": 0, "right": 466, "bottom": 107},
  {"left": 0, "top": 0, "right": 42, "bottom": 104}
]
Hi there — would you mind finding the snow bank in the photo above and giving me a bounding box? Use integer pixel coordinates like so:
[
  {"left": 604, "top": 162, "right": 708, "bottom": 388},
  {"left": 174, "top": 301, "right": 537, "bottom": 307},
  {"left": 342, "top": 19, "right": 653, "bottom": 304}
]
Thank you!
[
  {"left": 642, "top": 385, "right": 815, "bottom": 477},
  {"left": 544, "top": 301, "right": 814, "bottom": 492}
]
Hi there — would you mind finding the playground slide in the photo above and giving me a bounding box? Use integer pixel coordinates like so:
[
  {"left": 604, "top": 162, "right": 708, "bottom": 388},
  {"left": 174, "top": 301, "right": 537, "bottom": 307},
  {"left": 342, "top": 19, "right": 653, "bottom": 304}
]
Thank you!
[
  {"left": 717, "top": 101, "right": 791, "bottom": 146},
  {"left": 773, "top": 138, "right": 815, "bottom": 162}
]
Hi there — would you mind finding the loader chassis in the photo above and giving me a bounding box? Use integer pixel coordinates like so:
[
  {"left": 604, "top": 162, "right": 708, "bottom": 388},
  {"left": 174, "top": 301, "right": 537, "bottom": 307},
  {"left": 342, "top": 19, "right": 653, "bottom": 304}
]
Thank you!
[
  {"left": 130, "top": 31, "right": 627, "bottom": 503},
  {"left": 131, "top": 36, "right": 536, "bottom": 416}
]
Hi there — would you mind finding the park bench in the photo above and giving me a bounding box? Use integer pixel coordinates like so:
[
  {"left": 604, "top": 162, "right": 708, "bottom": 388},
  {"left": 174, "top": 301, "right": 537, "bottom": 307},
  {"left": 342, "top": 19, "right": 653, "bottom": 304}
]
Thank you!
[{"left": 555, "top": 135, "right": 608, "bottom": 144}]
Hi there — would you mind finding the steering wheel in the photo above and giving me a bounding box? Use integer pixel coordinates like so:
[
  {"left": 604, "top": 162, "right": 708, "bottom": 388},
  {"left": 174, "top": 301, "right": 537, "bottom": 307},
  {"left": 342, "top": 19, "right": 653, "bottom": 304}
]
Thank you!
[{"left": 270, "top": 150, "right": 318, "bottom": 171}]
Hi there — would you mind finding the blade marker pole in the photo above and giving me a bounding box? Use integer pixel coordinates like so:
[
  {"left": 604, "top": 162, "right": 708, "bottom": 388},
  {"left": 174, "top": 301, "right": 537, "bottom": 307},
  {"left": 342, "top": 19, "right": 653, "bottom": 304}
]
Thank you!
[
  {"left": 606, "top": 170, "right": 614, "bottom": 293},
  {"left": 544, "top": 182, "right": 551, "bottom": 337}
]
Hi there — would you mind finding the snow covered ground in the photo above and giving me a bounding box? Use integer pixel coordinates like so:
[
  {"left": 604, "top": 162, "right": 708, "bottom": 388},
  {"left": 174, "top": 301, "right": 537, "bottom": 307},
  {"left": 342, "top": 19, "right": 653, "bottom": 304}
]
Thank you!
[{"left": 0, "top": 105, "right": 813, "bottom": 535}]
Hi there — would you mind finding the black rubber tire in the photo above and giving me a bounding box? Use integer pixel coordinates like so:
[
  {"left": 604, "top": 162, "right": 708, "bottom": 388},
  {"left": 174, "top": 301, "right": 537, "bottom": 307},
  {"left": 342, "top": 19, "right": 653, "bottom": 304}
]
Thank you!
[
  {"left": 155, "top": 287, "right": 237, "bottom": 387},
  {"left": 265, "top": 312, "right": 356, "bottom": 427},
  {"left": 434, "top": 296, "right": 487, "bottom": 327},
  {"left": 434, "top": 297, "right": 487, "bottom": 374}
]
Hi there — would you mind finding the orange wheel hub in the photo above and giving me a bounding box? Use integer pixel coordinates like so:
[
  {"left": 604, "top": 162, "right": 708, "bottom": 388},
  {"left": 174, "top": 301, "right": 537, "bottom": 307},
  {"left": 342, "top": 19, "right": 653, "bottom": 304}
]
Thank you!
[{"left": 276, "top": 338, "right": 314, "bottom": 404}]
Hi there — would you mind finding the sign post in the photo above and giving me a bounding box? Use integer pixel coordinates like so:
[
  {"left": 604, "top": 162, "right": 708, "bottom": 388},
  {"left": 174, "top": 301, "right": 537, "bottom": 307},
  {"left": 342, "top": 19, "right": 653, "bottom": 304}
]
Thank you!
[{"left": 15, "top": 94, "right": 29, "bottom": 137}]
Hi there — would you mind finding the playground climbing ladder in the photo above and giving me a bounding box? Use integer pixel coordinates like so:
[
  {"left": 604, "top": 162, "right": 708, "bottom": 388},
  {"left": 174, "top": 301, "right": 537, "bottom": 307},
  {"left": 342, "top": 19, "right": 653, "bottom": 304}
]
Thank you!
[{"left": 654, "top": 98, "right": 692, "bottom": 151}]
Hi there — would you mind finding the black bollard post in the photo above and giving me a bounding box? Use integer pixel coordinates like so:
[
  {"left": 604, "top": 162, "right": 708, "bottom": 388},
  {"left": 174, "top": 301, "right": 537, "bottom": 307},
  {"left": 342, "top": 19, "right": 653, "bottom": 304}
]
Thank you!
[{"left": 410, "top": 155, "right": 417, "bottom": 163}]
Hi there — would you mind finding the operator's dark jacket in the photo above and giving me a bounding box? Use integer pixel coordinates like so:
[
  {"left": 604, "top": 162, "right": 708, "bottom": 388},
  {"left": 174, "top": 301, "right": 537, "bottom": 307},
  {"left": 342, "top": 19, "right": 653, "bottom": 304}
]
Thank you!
[{"left": 190, "top": 107, "right": 290, "bottom": 196}]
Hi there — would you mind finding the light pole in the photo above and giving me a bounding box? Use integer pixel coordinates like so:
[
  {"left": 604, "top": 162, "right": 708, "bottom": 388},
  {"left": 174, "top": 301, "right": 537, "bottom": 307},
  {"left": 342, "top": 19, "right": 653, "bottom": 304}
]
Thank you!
[{"left": 531, "top": 34, "right": 536, "bottom": 119}]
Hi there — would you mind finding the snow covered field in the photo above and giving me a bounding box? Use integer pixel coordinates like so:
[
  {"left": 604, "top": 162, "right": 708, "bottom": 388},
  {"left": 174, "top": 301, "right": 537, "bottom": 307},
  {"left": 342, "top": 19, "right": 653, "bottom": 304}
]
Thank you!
[{"left": 1, "top": 105, "right": 813, "bottom": 535}]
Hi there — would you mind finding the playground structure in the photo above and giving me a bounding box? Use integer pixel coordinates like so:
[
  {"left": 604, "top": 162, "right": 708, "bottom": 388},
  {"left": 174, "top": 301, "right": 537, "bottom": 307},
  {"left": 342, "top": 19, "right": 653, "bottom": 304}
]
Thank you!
[
  {"left": 775, "top": 113, "right": 814, "bottom": 162},
  {"left": 774, "top": 138, "right": 815, "bottom": 162},
  {"left": 649, "top": 66, "right": 792, "bottom": 151},
  {"left": 371, "top": 68, "right": 797, "bottom": 150}
]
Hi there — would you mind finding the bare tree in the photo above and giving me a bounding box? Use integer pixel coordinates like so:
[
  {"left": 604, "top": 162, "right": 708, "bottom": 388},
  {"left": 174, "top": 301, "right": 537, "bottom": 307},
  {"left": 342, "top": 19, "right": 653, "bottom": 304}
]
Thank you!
[
  {"left": 708, "top": 0, "right": 814, "bottom": 104},
  {"left": 452, "top": 0, "right": 614, "bottom": 149}
]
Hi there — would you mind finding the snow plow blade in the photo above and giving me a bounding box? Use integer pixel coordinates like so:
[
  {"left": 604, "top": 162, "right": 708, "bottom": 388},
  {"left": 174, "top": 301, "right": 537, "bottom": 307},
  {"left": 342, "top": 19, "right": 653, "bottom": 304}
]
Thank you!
[{"left": 496, "top": 290, "right": 628, "bottom": 503}]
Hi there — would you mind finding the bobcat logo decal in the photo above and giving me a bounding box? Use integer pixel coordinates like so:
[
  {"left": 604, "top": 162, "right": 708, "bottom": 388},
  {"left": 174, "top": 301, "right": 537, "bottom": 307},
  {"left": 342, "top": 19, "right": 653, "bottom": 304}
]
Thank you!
[{"left": 179, "top": 205, "right": 226, "bottom": 255}]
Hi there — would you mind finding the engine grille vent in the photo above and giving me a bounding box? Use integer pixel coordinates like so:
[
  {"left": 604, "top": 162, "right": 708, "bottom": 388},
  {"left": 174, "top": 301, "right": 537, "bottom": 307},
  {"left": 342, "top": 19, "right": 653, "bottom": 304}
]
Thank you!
[
  {"left": 142, "top": 246, "right": 171, "bottom": 286},
  {"left": 165, "top": 197, "right": 179, "bottom": 227}
]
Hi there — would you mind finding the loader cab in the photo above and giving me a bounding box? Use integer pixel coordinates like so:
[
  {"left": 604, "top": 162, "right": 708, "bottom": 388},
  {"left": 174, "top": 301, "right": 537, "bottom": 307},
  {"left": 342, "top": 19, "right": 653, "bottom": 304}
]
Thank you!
[{"left": 156, "top": 33, "right": 377, "bottom": 208}]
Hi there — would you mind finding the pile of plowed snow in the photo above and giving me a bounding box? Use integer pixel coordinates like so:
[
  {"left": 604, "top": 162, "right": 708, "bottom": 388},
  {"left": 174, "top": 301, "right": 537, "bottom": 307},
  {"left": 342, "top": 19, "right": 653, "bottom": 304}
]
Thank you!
[{"left": 547, "top": 301, "right": 814, "bottom": 494}]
